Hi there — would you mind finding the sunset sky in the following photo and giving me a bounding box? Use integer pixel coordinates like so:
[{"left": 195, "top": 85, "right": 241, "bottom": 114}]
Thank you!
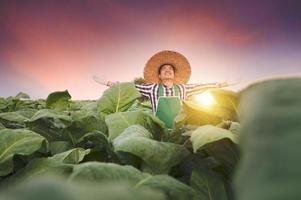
[{"left": 0, "top": 0, "right": 300, "bottom": 100}]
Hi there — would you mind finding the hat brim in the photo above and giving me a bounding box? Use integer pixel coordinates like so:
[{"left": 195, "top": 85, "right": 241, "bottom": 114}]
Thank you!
[{"left": 143, "top": 50, "right": 191, "bottom": 84}]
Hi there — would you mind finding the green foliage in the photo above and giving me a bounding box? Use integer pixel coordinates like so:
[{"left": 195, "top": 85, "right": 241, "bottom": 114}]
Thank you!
[
  {"left": 105, "top": 110, "right": 165, "bottom": 141},
  {"left": 0, "top": 96, "right": 45, "bottom": 113},
  {"left": 76, "top": 131, "right": 115, "bottom": 162},
  {"left": 235, "top": 78, "right": 301, "bottom": 200},
  {"left": 46, "top": 90, "right": 71, "bottom": 111},
  {"left": 1, "top": 148, "right": 89, "bottom": 186},
  {"left": 191, "top": 165, "right": 228, "bottom": 200},
  {"left": 69, "top": 162, "right": 148, "bottom": 184},
  {"left": 97, "top": 82, "right": 142, "bottom": 114},
  {"left": 0, "top": 129, "right": 48, "bottom": 176},
  {"left": 113, "top": 125, "right": 190, "bottom": 174},
  {"left": 0, "top": 122, "right": 5, "bottom": 129},
  {"left": 189, "top": 124, "right": 239, "bottom": 179},
  {"left": 69, "top": 110, "right": 107, "bottom": 135},
  {"left": 175, "top": 89, "right": 238, "bottom": 127},
  {"left": 190, "top": 125, "right": 238, "bottom": 153},
  {"left": 136, "top": 175, "right": 193, "bottom": 200},
  {"left": 0, "top": 86, "right": 242, "bottom": 200},
  {"left": 0, "top": 112, "right": 29, "bottom": 128},
  {"left": 26, "top": 109, "right": 73, "bottom": 142},
  {"left": 15, "top": 92, "right": 30, "bottom": 100},
  {"left": 0, "top": 176, "right": 167, "bottom": 200}
]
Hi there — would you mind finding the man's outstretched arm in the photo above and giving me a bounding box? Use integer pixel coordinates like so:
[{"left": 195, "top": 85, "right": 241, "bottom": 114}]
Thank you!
[
  {"left": 93, "top": 76, "right": 116, "bottom": 87},
  {"left": 93, "top": 75, "right": 153, "bottom": 98},
  {"left": 183, "top": 81, "right": 228, "bottom": 97}
]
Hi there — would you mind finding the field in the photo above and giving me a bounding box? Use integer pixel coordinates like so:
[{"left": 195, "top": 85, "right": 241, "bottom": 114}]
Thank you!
[{"left": 1, "top": 80, "right": 280, "bottom": 200}]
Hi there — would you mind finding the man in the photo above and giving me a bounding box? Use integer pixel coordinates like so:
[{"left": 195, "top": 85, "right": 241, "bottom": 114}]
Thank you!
[{"left": 99, "top": 50, "right": 228, "bottom": 128}]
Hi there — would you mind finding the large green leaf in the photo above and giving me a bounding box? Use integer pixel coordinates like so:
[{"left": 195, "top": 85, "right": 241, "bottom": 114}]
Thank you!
[
  {"left": 210, "top": 89, "right": 239, "bottom": 113},
  {"left": 50, "top": 148, "right": 90, "bottom": 164},
  {"left": 190, "top": 125, "right": 239, "bottom": 179},
  {"left": 175, "top": 89, "right": 238, "bottom": 127},
  {"left": 69, "top": 100, "right": 97, "bottom": 112},
  {"left": 69, "top": 162, "right": 149, "bottom": 184},
  {"left": 191, "top": 167, "right": 228, "bottom": 200},
  {"left": 97, "top": 82, "right": 141, "bottom": 115},
  {"left": 0, "top": 97, "right": 24, "bottom": 112},
  {"left": 0, "top": 129, "right": 48, "bottom": 176},
  {"left": 77, "top": 131, "right": 109, "bottom": 150},
  {"left": 229, "top": 121, "right": 240, "bottom": 135},
  {"left": 49, "top": 141, "right": 73, "bottom": 155},
  {"left": 76, "top": 131, "right": 116, "bottom": 162},
  {"left": 0, "top": 122, "right": 5, "bottom": 129},
  {"left": 0, "top": 176, "right": 167, "bottom": 200},
  {"left": 15, "top": 92, "right": 30, "bottom": 100},
  {"left": 127, "top": 99, "right": 153, "bottom": 113},
  {"left": 235, "top": 78, "right": 301, "bottom": 200},
  {"left": 2, "top": 148, "right": 89, "bottom": 186},
  {"left": 28, "top": 109, "right": 72, "bottom": 124},
  {"left": 15, "top": 109, "right": 38, "bottom": 119},
  {"left": 68, "top": 110, "right": 107, "bottom": 136},
  {"left": 190, "top": 125, "right": 238, "bottom": 153},
  {"left": 136, "top": 175, "right": 193, "bottom": 200},
  {"left": 113, "top": 125, "right": 190, "bottom": 174},
  {"left": 26, "top": 109, "right": 73, "bottom": 142},
  {"left": 46, "top": 90, "right": 71, "bottom": 111},
  {"left": 0, "top": 97, "right": 6, "bottom": 111},
  {"left": 0, "top": 97, "right": 45, "bottom": 113},
  {"left": 205, "top": 139, "right": 239, "bottom": 177},
  {"left": 0, "top": 112, "right": 29, "bottom": 129},
  {"left": 105, "top": 110, "right": 164, "bottom": 141},
  {"left": 175, "top": 101, "right": 222, "bottom": 127}
]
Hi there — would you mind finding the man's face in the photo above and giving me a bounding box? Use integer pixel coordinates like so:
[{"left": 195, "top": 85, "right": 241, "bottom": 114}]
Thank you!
[{"left": 158, "top": 64, "right": 175, "bottom": 81}]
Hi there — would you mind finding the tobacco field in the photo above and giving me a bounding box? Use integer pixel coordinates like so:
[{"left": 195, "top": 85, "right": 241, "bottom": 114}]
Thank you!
[{"left": 2, "top": 78, "right": 295, "bottom": 200}]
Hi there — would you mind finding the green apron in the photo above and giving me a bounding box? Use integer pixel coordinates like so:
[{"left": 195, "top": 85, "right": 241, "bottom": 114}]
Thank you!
[{"left": 155, "top": 84, "right": 182, "bottom": 129}]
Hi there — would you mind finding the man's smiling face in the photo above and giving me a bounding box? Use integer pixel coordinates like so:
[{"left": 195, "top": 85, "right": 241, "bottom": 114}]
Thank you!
[{"left": 158, "top": 64, "right": 175, "bottom": 81}]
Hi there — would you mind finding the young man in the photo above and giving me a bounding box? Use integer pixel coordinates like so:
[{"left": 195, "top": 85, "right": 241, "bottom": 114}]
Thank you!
[{"left": 102, "top": 50, "right": 228, "bottom": 128}]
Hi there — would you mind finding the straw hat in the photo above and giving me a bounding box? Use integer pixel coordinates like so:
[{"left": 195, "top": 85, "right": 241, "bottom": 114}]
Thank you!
[{"left": 144, "top": 50, "right": 191, "bottom": 84}]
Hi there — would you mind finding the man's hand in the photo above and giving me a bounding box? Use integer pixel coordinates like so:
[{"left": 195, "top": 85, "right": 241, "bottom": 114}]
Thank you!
[
  {"left": 93, "top": 75, "right": 116, "bottom": 87},
  {"left": 106, "top": 81, "right": 115, "bottom": 87},
  {"left": 93, "top": 75, "right": 107, "bottom": 85}
]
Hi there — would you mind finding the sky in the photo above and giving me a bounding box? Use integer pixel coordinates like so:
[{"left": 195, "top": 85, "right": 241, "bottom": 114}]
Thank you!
[{"left": 0, "top": 0, "right": 300, "bottom": 100}]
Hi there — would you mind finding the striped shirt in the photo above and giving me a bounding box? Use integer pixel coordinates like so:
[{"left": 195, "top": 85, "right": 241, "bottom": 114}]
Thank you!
[{"left": 135, "top": 82, "right": 219, "bottom": 112}]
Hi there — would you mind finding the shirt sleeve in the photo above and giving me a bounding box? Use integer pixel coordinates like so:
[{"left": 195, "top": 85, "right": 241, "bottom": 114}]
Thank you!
[
  {"left": 134, "top": 83, "right": 155, "bottom": 98},
  {"left": 184, "top": 82, "right": 219, "bottom": 97}
]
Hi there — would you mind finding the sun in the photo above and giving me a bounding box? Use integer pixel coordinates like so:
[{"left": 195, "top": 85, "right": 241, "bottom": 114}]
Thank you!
[{"left": 194, "top": 91, "right": 216, "bottom": 107}]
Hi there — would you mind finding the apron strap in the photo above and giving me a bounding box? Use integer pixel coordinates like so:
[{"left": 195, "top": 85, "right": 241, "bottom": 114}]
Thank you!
[
  {"left": 158, "top": 84, "right": 164, "bottom": 97},
  {"left": 174, "top": 85, "right": 180, "bottom": 96}
]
